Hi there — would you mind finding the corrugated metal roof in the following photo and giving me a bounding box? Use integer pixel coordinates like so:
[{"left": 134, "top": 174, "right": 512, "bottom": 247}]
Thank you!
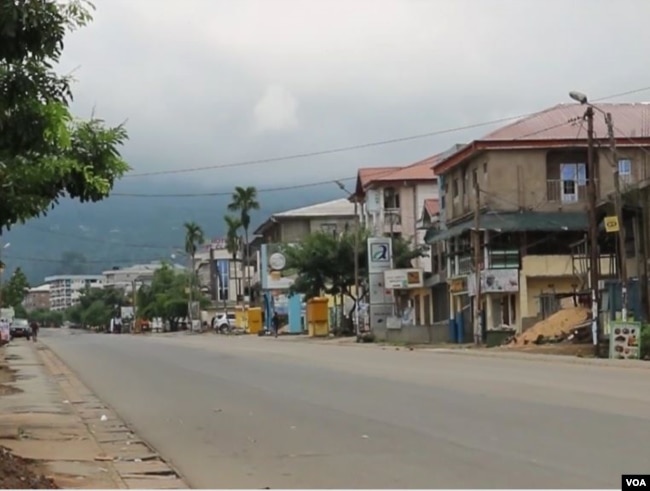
[
  {"left": 356, "top": 145, "right": 466, "bottom": 191},
  {"left": 274, "top": 198, "right": 357, "bottom": 218},
  {"left": 425, "top": 211, "right": 588, "bottom": 243},
  {"left": 358, "top": 167, "right": 399, "bottom": 187},
  {"left": 28, "top": 284, "right": 50, "bottom": 293},
  {"left": 482, "top": 103, "right": 650, "bottom": 141},
  {"left": 424, "top": 199, "right": 439, "bottom": 216}
]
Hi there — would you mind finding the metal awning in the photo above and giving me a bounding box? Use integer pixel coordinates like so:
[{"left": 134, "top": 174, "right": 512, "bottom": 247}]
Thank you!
[{"left": 425, "top": 211, "right": 588, "bottom": 244}]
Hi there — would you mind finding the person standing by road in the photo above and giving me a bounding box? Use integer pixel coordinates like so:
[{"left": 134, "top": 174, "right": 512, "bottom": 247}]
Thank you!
[
  {"left": 0, "top": 318, "right": 10, "bottom": 345},
  {"left": 271, "top": 311, "right": 280, "bottom": 338},
  {"left": 29, "top": 320, "right": 39, "bottom": 342}
]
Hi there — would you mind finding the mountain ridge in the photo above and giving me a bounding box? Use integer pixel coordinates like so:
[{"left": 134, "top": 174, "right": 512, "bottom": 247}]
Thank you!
[{"left": 2, "top": 177, "right": 345, "bottom": 283}]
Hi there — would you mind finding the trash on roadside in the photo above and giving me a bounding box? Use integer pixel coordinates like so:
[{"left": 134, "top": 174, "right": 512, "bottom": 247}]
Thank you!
[
  {"left": 100, "top": 414, "right": 108, "bottom": 421},
  {"left": 361, "top": 434, "right": 369, "bottom": 439},
  {"left": 94, "top": 454, "right": 113, "bottom": 461}
]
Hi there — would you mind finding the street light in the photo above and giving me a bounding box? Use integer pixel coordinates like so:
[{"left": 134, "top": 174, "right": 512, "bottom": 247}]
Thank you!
[
  {"left": 569, "top": 91, "right": 588, "bottom": 105},
  {"left": 335, "top": 181, "right": 361, "bottom": 338}
]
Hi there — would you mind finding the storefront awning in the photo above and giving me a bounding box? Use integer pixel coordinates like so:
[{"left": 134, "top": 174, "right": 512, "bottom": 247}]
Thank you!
[{"left": 425, "top": 211, "right": 588, "bottom": 244}]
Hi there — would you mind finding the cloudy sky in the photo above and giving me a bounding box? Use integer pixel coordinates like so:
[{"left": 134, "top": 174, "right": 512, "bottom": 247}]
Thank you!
[{"left": 60, "top": 0, "right": 650, "bottom": 191}]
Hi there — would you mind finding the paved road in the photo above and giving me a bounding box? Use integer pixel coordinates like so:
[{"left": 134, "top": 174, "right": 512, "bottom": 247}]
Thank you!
[{"left": 41, "top": 329, "right": 650, "bottom": 489}]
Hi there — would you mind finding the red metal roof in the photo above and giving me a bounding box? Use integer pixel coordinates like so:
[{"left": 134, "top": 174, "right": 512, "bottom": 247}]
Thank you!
[
  {"left": 481, "top": 103, "right": 650, "bottom": 141},
  {"left": 423, "top": 199, "right": 439, "bottom": 216},
  {"left": 432, "top": 103, "right": 650, "bottom": 174}
]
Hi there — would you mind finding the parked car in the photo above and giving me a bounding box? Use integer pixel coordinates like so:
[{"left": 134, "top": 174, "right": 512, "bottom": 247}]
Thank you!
[
  {"left": 10, "top": 318, "right": 31, "bottom": 339},
  {"left": 213, "top": 312, "right": 236, "bottom": 333}
]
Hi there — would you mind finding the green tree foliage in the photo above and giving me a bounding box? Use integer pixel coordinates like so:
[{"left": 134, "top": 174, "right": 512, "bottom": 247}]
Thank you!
[
  {"left": 285, "top": 230, "right": 428, "bottom": 302},
  {"left": 0, "top": 267, "right": 30, "bottom": 307},
  {"left": 65, "top": 286, "right": 124, "bottom": 328},
  {"left": 228, "top": 186, "right": 260, "bottom": 296},
  {"left": 28, "top": 308, "right": 64, "bottom": 326},
  {"left": 136, "top": 264, "right": 207, "bottom": 331},
  {"left": 224, "top": 214, "right": 242, "bottom": 296},
  {"left": 0, "top": 0, "right": 130, "bottom": 232}
]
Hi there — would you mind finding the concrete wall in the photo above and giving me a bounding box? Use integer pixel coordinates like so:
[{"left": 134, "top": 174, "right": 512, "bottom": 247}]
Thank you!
[
  {"left": 373, "top": 320, "right": 451, "bottom": 345},
  {"left": 442, "top": 147, "right": 650, "bottom": 224}
]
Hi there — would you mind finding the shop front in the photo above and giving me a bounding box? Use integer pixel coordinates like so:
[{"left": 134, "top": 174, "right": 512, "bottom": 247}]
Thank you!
[{"left": 448, "top": 276, "right": 470, "bottom": 343}]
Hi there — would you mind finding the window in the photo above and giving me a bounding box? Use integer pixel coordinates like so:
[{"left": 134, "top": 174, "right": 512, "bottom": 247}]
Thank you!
[
  {"left": 472, "top": 168, "right": 478, "bottom": 190},
  {"left": 618, "top": 159, "right": 632, "bottom": 184},
  {"left": 560, "top": 163, "right": 586, "bottom": 203},
  {"left": 483, "top": 162, "right": 488, "bottom": 177},
  {"left": 383, "top": 187, "right": 400, "bottom": 209},
  {"left": 453, "top": 178, "right": 459, "bottom": 198},
  {"left": 618, "top": 159, "right": 632, "bottom": 175}
]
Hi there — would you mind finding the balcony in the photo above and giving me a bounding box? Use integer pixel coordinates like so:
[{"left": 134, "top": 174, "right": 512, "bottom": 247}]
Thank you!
[{"left": 546, "top": 179, "right": 590, "bottom": 204}]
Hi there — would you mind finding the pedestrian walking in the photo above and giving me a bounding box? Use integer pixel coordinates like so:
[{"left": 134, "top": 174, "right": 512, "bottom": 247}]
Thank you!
[
  {"left": 29, "top": 320, "right": 39, "bottom": 342},
  {"left": 271, "top": 311, "right": 279, "bottom": 338},
  {"left": 0, "top": 318, "right": 10, "bottom": 345}
]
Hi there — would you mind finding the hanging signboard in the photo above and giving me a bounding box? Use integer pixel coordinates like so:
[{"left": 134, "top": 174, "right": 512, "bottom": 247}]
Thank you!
[
  {"left": 367, "top": 237, "right": 393, "bottom": 274},
  {"left": 604, "top": 216, "right": 620, "bottom": 233},
  {"left": 383, "top": 269, "right": 424, "bottom": 289}
]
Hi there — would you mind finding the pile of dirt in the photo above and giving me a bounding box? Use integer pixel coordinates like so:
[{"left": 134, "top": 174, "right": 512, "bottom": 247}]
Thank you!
[
  {"left": 511, "top": 307, "right": 590, "bottom": 345},
  {"left": 0, "top": 447, "right": 58, "bottom": 489}
]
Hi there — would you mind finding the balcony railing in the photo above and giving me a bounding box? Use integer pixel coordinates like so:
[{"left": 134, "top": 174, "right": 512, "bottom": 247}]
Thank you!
[{"left": 546, "top": 179, "right": 590, "bottom": 203}]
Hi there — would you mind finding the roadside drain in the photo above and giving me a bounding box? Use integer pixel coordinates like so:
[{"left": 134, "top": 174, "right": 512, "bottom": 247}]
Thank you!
[{"left": 39, "top": 345, "right": 188, "bottom": 489}]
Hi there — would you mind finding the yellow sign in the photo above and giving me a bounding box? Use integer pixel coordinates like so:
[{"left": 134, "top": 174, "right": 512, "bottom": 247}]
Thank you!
[{"left": 604, "top": 215, "right": 620, "bottom": 233}]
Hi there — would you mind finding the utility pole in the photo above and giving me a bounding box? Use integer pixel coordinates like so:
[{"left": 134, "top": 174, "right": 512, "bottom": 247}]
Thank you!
[
  {"left": 605, "top": 112, "right": 629, "bottom": 321},
  {"left": 585, "top": 106, "right": 601, "bottom": 354},
  {"left": 473, "top": 180, "right": 482, "bottom": 345},
  {"left": 216, "top": 262, "right": 227, "bottom": 316},
  {"left": 209, "top": 246, "right": 217, "bottom": 303},
  {"left": 131, "top": 279, "right": 137, "bottom": 333},
  {"left": 187, "top": 254, "right": 194, "bottom": 332},
  {"left": 353, "top": 199, "right": 360, "bottom": 337}
]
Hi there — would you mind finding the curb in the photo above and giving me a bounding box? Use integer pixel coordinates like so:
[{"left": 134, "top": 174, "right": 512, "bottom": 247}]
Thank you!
[
  {"left": 421, "top": 347, "right": 650, "bottom": 370},
  {"left": 37, "top": 344, "right": 190, "bottom": 489}
]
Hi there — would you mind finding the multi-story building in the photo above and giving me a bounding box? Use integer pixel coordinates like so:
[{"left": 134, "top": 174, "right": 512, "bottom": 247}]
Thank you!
[
  {"left": 353, "top": 146, "right": 462, "bottom": 326},
  {"left": 22, "top": 284, "right": 51, "bottom": 312},
  {"left": 44, "top": 275, "right": 103, "bottom": 311},
  {"left": 426, "top": 102, "right": 650, "bottom": 336},
  {"left": 252, "top": 199, "right": 358, "bottom": 331},
  {"left": 193, "top": 239, "right": 244, "bottom": 304},
  {"left": 102, "top": 261, "right": 185, "bottom": 293}
]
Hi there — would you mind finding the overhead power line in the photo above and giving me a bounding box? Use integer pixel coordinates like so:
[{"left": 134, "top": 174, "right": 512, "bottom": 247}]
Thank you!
[
  {"left": 112, "top": 176, "right": 357, "bottom": 198},
  {"left": 119, "top": 84, "right": 650, "bottom": 179},
  {"left": 111, "top": 117, "right": 581, "bottom": 198}
]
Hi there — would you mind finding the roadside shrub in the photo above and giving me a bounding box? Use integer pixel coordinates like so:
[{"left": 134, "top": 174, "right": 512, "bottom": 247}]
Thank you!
[{"left": 641, "top": 325, "right": 650, "bottom": 360}]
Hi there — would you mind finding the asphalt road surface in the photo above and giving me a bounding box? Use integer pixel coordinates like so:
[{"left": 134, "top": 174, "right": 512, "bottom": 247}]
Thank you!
[{"left": 41, "top": 329, "right": 650, "bottom": 489}]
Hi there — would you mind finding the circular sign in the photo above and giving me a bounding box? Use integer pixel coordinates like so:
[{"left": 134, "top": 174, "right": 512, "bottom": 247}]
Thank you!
[{"left": 269, "top": 252, "right": 286, "bottom": 271}]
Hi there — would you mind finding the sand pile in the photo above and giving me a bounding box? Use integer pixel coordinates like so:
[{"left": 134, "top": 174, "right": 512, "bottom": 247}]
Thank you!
[{"left": 513, "top": 307, "right": 590, "bottom": 345}]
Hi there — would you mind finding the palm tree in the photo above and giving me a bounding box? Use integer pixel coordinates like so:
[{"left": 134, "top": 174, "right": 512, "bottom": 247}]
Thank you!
[
  {"left": 227, "top": 186, "right": 260, "bottom": 303},
  {"left": 183, "top": 221, "right": 205, "bottom": 330},
  {"left": 224, "top": 214, "right": 242, "bottom": 299}
]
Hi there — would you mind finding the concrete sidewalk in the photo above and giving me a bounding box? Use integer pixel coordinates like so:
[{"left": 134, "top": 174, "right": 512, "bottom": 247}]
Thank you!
[{"left": 0, "top": 340, "right": 187, "bottom": 489}]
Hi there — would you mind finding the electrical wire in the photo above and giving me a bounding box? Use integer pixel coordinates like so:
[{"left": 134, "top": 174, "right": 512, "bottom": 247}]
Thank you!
[
  {"left": 111, "top": 176, "right": 357, "bottom": 198},
  {"left": 112, "top": 117, "right": 582, "bottom": 198},
  {"left": 119, "top": 84, "right": 650, "bottom": 179}
]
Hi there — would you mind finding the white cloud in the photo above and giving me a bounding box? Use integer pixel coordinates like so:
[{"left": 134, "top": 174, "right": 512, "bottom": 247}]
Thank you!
[
  {"left": 252, "top": 85, "right": 299, "bottom": 133},
  {"left": 58, "top": 0, "right": 650, "bottom": 186}
]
